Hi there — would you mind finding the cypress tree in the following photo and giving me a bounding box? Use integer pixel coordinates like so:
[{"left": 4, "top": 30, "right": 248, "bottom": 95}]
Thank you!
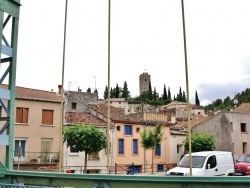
[
  {"left": 121, "top": 81, "right": 130, "bottom": 100},
  {"left": 148, "top": 81, "right": 153, "bottom": 100},
  {"left": 168, "top": 87, "right": 172, "bottom": 101},
  {"left": 103, "top": 85, "right": 108, "bottom": 100},
  {"left": 115, "top": 83, "right": 120, "bottom": 98},
  {"left": 162, "top": 84, "right": 167, "bottom": 100},
  {"left": 87, "top": 88, "right": 91, "bottom": 93},
  {"left": 153, "top": 87, "right": 157, "bottom": 101},
  {"left": 183, "top": 91, "right": 186, "bottom": 102},
  {"left": 195, "top": 90, "right": 200, "bottom": 106}
]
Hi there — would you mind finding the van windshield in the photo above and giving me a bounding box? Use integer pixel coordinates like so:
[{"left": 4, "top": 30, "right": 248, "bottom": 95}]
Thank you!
[{"left": 178, "top": 155, "right": 206, "bottom": 168}]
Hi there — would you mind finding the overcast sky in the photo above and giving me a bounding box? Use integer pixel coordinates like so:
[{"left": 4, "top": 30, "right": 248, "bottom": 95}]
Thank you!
[{"left": 14, "top": 0, "right": 250, "bottom": 105}]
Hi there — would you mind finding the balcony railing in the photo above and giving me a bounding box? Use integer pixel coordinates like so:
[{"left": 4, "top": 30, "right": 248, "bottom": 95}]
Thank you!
[{"left": 13, "top": 152, "right": 59, "bottom": 164}]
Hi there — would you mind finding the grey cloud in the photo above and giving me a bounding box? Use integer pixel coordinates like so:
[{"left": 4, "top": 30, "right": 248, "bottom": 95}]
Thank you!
[{"left": 196, "top": 78, "right": 250, "bottom": 105}]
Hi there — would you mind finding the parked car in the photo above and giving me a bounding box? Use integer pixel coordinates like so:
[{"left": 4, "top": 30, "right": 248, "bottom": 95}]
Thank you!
[
  {"left": 166, "top": 151, "right": 235, "bottom": 176},
  {"left": 235, "top": 154, "right": 250, "bottom": 176}
]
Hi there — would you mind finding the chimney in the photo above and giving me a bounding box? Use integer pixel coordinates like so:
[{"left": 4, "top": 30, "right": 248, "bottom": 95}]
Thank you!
[{"left": 58, "top": 85, "right": 62, "bottom": 95}]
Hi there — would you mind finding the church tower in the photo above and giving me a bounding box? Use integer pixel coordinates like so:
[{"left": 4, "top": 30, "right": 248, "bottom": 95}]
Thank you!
[{"left": 139, "top": 71, "right": 151, "bottom": 94}]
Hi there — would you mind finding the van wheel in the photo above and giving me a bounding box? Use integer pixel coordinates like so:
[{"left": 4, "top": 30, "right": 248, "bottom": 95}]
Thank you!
[{"left": 228, "top": 173, "right": 233, "bottom": 176}]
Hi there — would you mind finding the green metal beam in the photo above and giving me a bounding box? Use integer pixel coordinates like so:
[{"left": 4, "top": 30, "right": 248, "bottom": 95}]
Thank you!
[
  {"left": 0, "top": 0, "right": 21, "bottom": 170},
  {"left": 1, "top": 170, "right": 250, "bottom": 188}
]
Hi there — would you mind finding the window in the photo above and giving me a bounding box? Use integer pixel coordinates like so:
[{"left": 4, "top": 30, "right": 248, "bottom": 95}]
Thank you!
[
  {"left": 177, "top": 144, "right": 182, "bottom": 154},
  {"left": 125, "top": 125, "right": 132, "bottom": 135},
  {"left": 88, "top": 152, "right": 99, "bottom": 160},
  {"left": 16, "top": 107, "right": 29, "bottom": 123},
  {"left": 14, "top": 139, "right": 26, "bottom": 158},
  {"left": 118, "top": 139, "right": 124, "bottom": 154},
  {"left": 136, "top": 127, "right": 140, "bottom": 132},
  {"left": 42, "top": 109, "right": 54, "bottom": 125},
  {"left": 241, "top": 123, "right": 247, "bottom": 132},
  {"left": 41, "top": 138, "right": 52, "bottom": 153},
  {"left": 243, "top": 142, "right": 247, "bottom": 153},
  {"left": 117, "top": 126, "right": 120, "bottom": 131},
  {"left": 71, "top": 102, "right": 77, "bottom": 110},
  {"left": 207, "top": 155, "right": 217, "bottom": 168},
  {"left": 230, "top": 122, "right": 233, "bottom": 131},
  {"left": 157, "top": 164, "right": 164, "bottom": 172},
  {"left": 155, "top": 144, "right": 161, "bottom": 156},
  {"left": 41, "top": 138, "right": 53, "bottom": 162},
  {"left": 133, "top": 139, "right": 138, "bottom": 154}
]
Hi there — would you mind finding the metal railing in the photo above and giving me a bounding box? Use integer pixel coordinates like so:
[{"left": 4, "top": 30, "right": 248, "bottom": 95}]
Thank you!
[
  {"left": 62, "top": 163, "right": 177, "bottom": 175},
  {"left": 13, "top": 152, "right": 59, "bottom": 164}
]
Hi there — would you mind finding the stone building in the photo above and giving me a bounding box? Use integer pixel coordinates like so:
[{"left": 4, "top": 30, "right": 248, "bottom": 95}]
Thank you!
[
  {"left": 192, "top": 102, "right": 250, "bottom": 155},
  {"left": 139, "top": 72, "right": 150, "bottom": 94},
  {"left": 64, "top": 91, "right": 98, "bottom": 113}
]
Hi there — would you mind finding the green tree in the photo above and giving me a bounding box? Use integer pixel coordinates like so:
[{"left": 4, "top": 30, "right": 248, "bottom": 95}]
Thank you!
[
  {"left": 183, "top": 132, "right": 215, "bottom": 152},
  {"left": 114, "top": 83, "right": 120, "bottom": 98},
  {"left": 148, "top": 81, "right": 153, "bottom": 100},
  {"left": 103, "top": 85, "right": 108, "bottom": 100},
  {"left": 162, "top": 84, "right": 167, "bottom": 101},
  {"left": 182, "top": 91, "right": 186, "bottom": 102},
  {"left": 121, "top": 81, "right": 130, "bottom": 100},
  {"left": 140, "top": 125, "right": 163, "bottom": 174},
  {"left": 63, "top": 125, "right": 106, "bottom": 173},
  {"left": 140, "top": 91, "right": 150, "bottom": 102},
  {"left": 168, "top": 87, "right": 172, "bottom": 101},
  {"left": 213, "top": 99, "right": 223, "bottom": 107},
  {"left": 195, "top": 90, "right": 200, "bottom": 106},
  {"left": 223, "top": 96, "right": 233, "bottom": 110},
  {"left": 87, "top": 88, "right": 91, "bottom": 93},
  {"left": 176, "top": 87, "right": 183, "bottom": 102},
  {"left": 110, "top": 87, "right": 115, "bottom": 98},
  {"left": 153, "top": 87, "right": 157, "bottom": 101}
]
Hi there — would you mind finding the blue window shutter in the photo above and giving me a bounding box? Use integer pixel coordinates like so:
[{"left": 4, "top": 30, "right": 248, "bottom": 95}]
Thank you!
[
  {"left": 118, "top": 139, "right": 124, "bottom": 154},
  {"left": 133, "top": 139, "right": 138, "bottom": 154},
  {"left": 159, "top": 144, "right": 161, "bottom": 156},
  {"left": 125, "top": 125, "right": 132, "bottom": 135},
  {"left": 155, "top": 144, "right": 161, "bottom": 156}
]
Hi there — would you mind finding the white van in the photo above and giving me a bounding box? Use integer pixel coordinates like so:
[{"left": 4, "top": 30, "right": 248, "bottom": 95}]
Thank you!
[{"left": 166, "top": 151, "right": 235, "bottom": 176}]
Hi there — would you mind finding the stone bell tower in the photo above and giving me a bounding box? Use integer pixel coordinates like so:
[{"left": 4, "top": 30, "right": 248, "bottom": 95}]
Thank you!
[{"left": 139, "top": 71, "right": 151, "bottom": 94}]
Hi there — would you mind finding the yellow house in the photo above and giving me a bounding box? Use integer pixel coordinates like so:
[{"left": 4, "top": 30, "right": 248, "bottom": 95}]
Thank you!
[{"left": 88, "top": 104, "right": 171, "bottom": 174}]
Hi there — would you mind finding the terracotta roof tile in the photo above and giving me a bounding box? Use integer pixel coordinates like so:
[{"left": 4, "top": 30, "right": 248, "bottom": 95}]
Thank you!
[
  {"left": 0, "top": 84, "right": 62, "bottom": 103},
  {"left": 172, "top": 114, "right": 210, "bottom": 129},
  {"left": 65, "top": 112, "right": 107, "bottom": 126},
  {"left": 88, "top": 104, "right": 144, "bottom": 124},
  {"left": 234, "top": 102, "right": 250, "bottom": 113}
]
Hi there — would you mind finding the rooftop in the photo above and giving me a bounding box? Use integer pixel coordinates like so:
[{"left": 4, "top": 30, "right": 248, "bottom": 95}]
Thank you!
[
  {"left": 234, "top": 102, "right": 250, "bottom": 113},
  {"left": 65, "top": 112, "right": 107, "bottom": 126},
  {"left": 0, "top": 84, "right": 62, "bottom": 103}
]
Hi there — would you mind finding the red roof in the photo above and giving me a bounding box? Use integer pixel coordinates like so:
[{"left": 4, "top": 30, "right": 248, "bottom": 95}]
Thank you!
[
  {"left": 0, "top": 84, "right": 62, "bottom": 103},
  {"left": 88, "top": 104, "right": 144, "bottom": 124},
  {"left": 234, "top": 102, "right": 250, "bottom": 113},
  {"left": 65, "top": 112, "right": 107, "bottom": 126}
]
